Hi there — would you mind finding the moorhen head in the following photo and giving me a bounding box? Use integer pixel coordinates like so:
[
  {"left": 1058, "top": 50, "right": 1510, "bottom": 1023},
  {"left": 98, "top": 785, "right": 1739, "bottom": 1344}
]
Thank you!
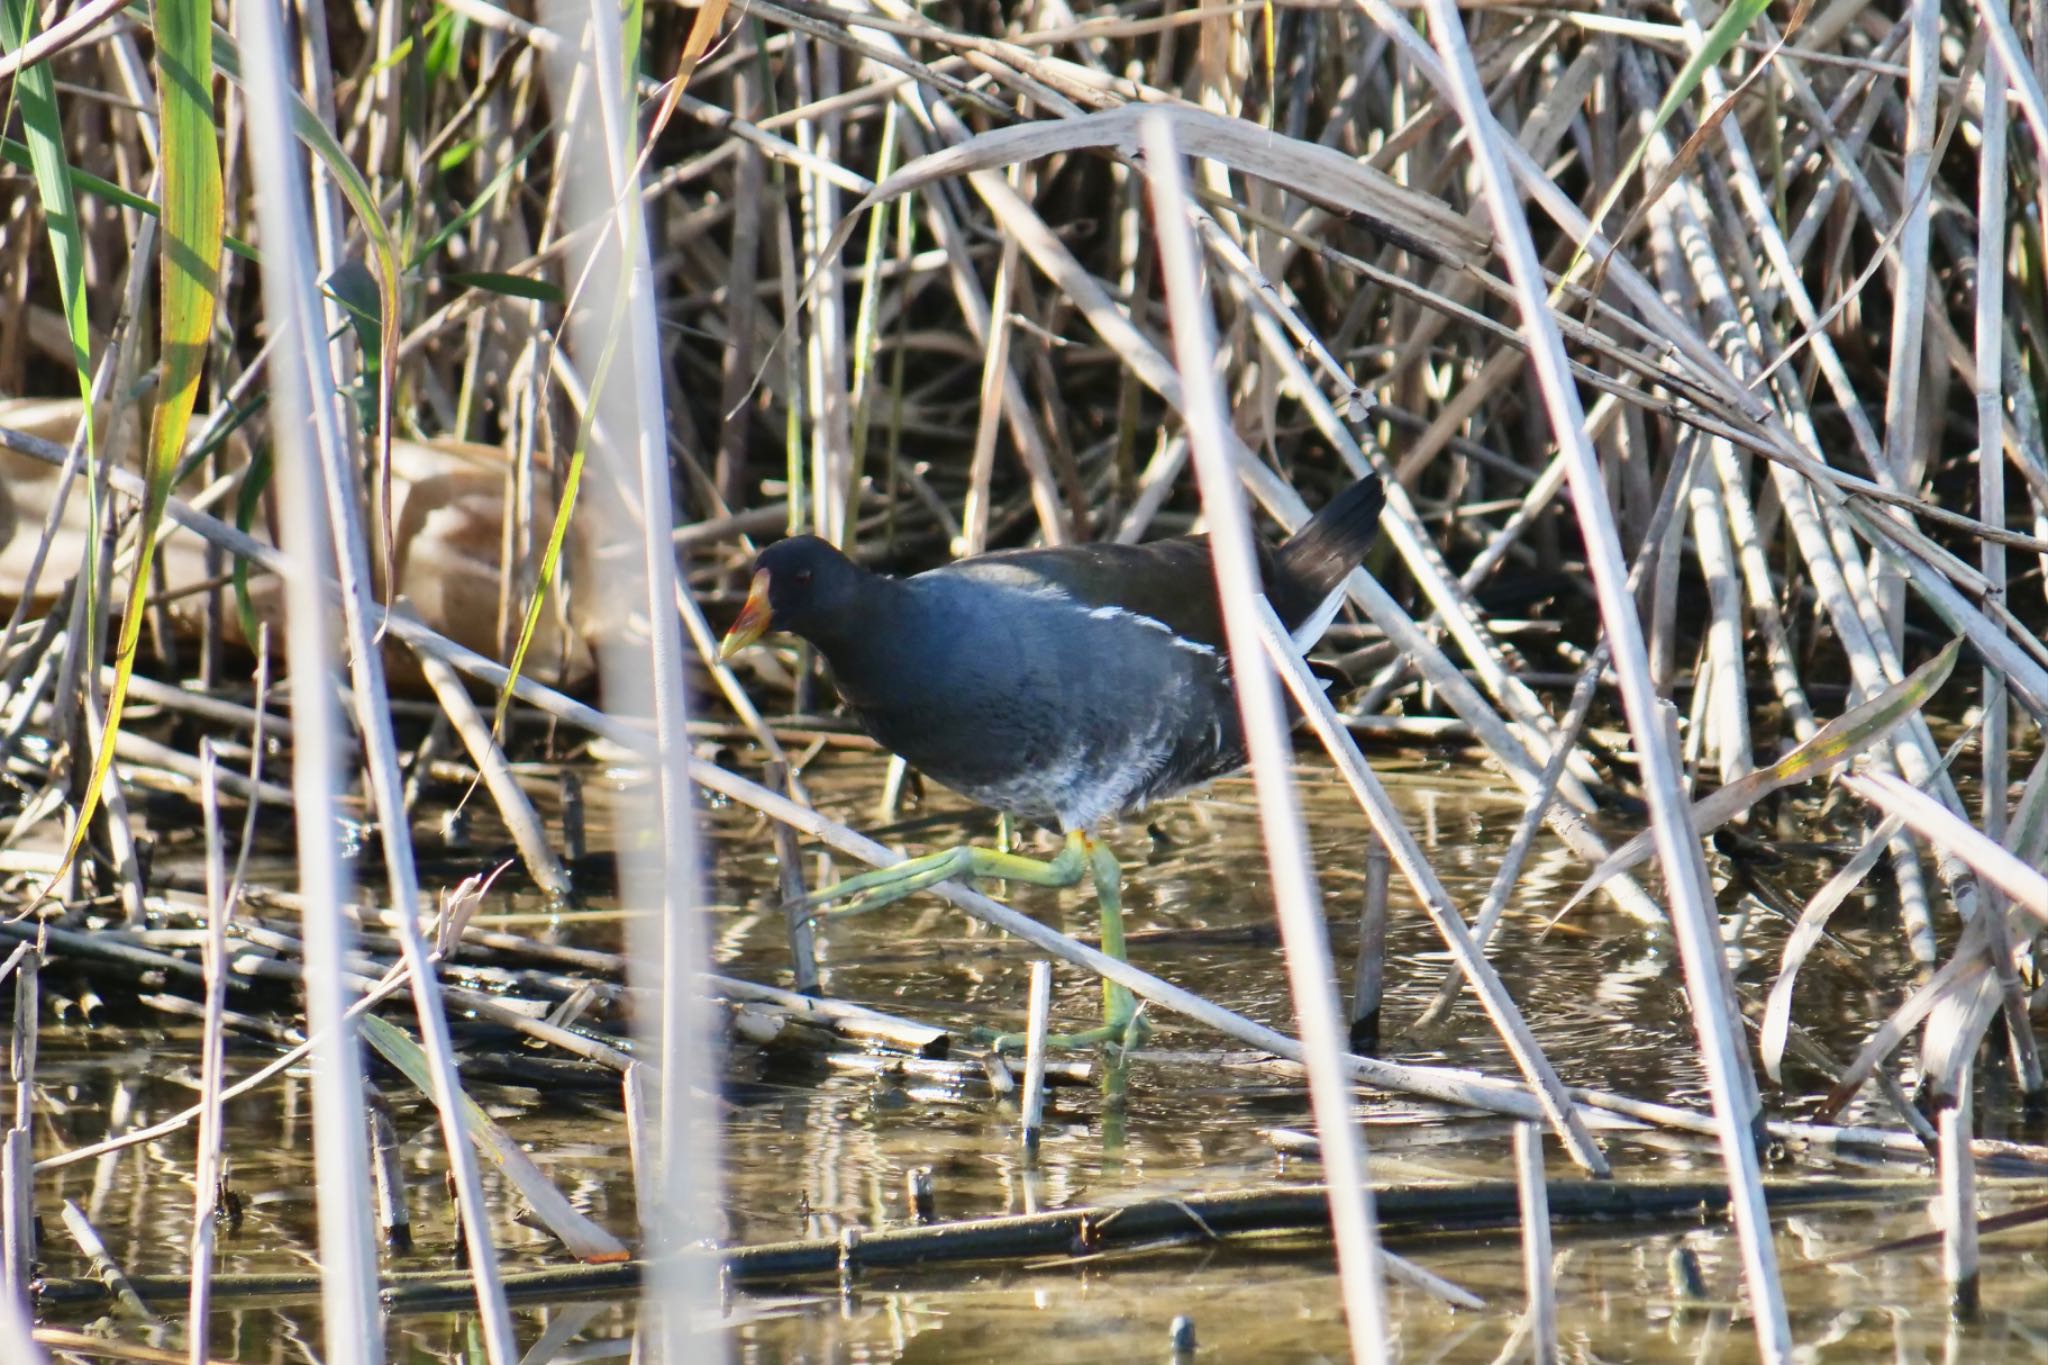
[{"left": 719, "top": 535, "right": 870, "bottom": 658}]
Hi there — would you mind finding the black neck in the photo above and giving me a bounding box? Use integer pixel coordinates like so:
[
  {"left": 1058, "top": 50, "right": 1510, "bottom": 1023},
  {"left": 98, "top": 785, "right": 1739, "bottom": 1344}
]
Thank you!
[{"left": 799, "top": 572, "right": 912, "bottom": 694}]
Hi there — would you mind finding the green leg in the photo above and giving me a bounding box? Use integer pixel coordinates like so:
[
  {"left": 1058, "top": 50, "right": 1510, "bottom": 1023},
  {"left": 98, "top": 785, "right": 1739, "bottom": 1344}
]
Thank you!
[
  {"left": 805, "top": 829, "right": 1089, "bottom": 921},
  {"left": 1098, "top": 1048, "right": 1129, "bottom": 1166},
  {"left": 989, "top": 834, "right": 1150, "bottom": 1053},
  {"left": 1087, "top": 836, "right": 1140, "bottom": 1042}
]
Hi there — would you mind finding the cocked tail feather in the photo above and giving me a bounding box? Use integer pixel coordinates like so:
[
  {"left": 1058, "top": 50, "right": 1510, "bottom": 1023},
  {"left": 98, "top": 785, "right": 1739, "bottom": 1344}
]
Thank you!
[
  {"left": 1274, "top": 473, "right": 1385, "bottom": 610},
  {"left": 1270, "top": 472, "right": 1386, "bottom": 648}
]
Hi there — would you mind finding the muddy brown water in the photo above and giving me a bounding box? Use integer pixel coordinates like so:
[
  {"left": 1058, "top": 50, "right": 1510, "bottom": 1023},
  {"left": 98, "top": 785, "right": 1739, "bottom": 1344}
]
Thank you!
[{"left": 24, "top": 747, "right": 2048, "bottom": 1360}]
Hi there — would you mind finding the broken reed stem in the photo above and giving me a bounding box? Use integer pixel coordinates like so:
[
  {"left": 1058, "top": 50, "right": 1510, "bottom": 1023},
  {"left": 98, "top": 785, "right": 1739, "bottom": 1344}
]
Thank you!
[
  {"left": 1019, "top": 960, "right": 1053, "bottom": 1153},
  {"left": 1939, "top": 1065, "right": 1979, "bottom": 1319},
  {"left": 1975, "top": 3, "right": 2031, "bottom": 1099},
  {"left": 766, "top": 761, "right": 820, "bottom": 995},
  {"left": 368, "top": 1099, "right": 412, "bottom": 1255},
  {"left": 1349, "top": 835, "right": 1389, "bottom": 1055}
]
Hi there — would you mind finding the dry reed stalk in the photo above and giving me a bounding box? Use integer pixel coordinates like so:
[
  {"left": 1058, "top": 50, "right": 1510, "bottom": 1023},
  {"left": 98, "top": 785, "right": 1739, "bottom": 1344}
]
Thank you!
[
  {"left": 186, "top": 742, "right": 228, "bottom": 1364},
  {"left": 536, "top": 0, "right": 720, "bottom": 1351},
  {"left": 1414, "top": 2, "right": 1787, "bottom": 1352},
  {"left": 1145, "top": 114, "right": 1389, "bottom": 1361},
  {"left": 234, "top": 2, "right": 382, "bottom": 1350}
]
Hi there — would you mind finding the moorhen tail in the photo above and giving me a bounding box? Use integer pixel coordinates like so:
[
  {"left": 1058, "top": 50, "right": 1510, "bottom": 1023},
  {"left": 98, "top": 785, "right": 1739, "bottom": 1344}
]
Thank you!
[{"left": 719, "top": 472, "right": 1387, "bottom": 1048}]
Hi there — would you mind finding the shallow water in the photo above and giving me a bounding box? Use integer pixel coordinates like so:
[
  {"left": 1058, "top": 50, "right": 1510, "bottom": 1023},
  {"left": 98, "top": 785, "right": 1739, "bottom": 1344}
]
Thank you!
[{"left": 24, "top": 746, "right": 2048, "bottom": 1361}]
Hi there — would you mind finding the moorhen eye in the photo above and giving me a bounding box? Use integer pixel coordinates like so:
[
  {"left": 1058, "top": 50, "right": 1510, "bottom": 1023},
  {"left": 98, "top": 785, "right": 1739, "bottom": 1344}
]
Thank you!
[{"left": 718, "top": 475, "right": 1386, "bottom": 1052}]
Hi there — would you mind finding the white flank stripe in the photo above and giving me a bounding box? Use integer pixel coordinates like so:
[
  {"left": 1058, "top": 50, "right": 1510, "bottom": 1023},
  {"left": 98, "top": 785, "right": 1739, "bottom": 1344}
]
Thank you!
[{"left": 1081, "top": 602, "right": 1217, "bottom": 656}]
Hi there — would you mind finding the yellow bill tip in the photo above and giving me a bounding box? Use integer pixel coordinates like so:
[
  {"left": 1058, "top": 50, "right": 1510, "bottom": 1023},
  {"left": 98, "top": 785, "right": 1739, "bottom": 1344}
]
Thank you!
[{"left": 718, "top": 569, "right": 773, "bottom": 661}]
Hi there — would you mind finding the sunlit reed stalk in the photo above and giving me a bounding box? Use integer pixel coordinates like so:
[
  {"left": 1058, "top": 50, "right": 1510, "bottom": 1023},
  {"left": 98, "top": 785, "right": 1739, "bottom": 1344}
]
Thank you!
[
  {"left": 1412, "top": 2, "right": 1789, "bottom": 1357},
  {"left": 0, "top": 1241, "right": 38, "bottom": 1364},
  {"left": 842, "top": 98, "right": 897, "bottom": 544},
  {"left": 1141, "top": 112, "right": 1387, "bottom": 1365},
  {"left": 1970, "top": 0, "right": 2048, "bottom": 161},
  {"left": 1761, "top": 805, "right": 1910, "bottom": 1086},
  {"left": 188, "top": 742, "right": 227, "bottom": 1365},
  {"left": 1974, "top": 10, "right": 2033, "bottom": 1091},
  {"left": 959, "top": 215, "right": 1018, "bottom": 558},
  {"left": 3, "top": 943, "right": 34, "bottom": 1311},
  {"left": 538, "top": 0, "right": 720, "bottom": 1353},
  {"left": 1874, "top": 0, "right": 1938, "bottom": 656},
  {"left": 797, "top": 37, "right": 851, "bottom": 546},
  {"left": 233, "top": 0, "right": 381, "bottom": 1353},
  {"left": 717, "top": 58, "right": 765, "bottom": 519},
  {"left": 1687, "top": 474, "right": 1748, "bottom": 783}
]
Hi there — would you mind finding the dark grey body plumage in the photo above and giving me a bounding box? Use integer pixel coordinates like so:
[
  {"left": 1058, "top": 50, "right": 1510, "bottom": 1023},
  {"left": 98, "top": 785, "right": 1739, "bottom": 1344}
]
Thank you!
[{"left": 751, "top": 474, "right": 1386, "bottom": 832}]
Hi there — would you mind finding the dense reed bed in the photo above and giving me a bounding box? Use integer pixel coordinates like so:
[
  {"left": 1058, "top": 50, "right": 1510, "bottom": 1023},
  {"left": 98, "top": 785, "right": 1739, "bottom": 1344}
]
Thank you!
[{"left": 3, "top": 0, "right": 2048, "bottom": 1359}]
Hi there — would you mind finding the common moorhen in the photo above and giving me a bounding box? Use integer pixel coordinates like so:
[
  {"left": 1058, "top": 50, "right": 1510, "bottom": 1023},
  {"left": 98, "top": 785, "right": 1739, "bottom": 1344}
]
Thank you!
[{"left": 719, "top": 472, "right": 1387, "bottom": 1047}]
